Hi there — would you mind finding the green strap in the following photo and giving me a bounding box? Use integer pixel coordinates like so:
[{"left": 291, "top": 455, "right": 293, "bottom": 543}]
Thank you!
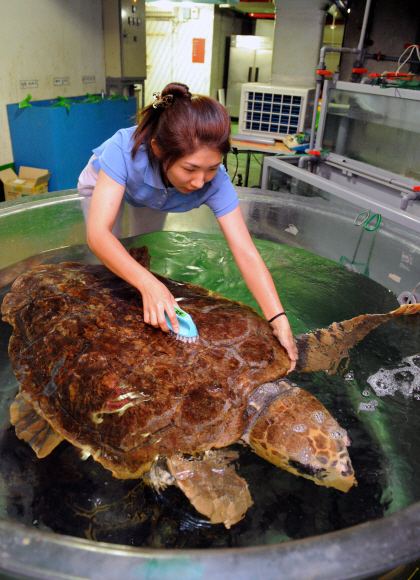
[
  {"left": 19, "top": 94, "right": 32, "bottom": 109},
  {"left": 108, "top": 93, "right": 128, "bottom": 102},
  {"left": 50, "top": 96, "right": 71, "bottom": 113},
  {"left": 364, "top": 213, "right": 381, "bottom": 231},
  {"left": 354, "top": 210, "right": 381, "bottom": 231},
  {"left": 84, "top": 93, "right": 101, "bottom": 103}
]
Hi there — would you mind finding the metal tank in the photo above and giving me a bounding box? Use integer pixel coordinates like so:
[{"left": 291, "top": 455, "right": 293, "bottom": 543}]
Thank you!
[{"left": 0, "top": 188, "right": 419, "bottom": 580}]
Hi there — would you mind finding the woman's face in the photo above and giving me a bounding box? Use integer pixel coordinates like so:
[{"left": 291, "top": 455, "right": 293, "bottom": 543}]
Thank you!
[{"left": 165, "top": 147, "right": 222, "bottom": 194}]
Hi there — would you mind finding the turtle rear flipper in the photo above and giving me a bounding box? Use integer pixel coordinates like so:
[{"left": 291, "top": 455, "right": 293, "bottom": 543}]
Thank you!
[
  {"left": 10, "top": 393, "right": 63, "bottom": 458},
  {"left": 167, "top": 450, "right": 253, "bottom": 529},
  {"left": 296, "top": 303, "right": 420, "bottom": 374},
  {"left": 248, "top": 381, "right": 356, "bottom": 493}
]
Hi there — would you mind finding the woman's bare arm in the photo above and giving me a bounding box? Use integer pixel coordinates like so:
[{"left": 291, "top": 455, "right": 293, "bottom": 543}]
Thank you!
[
  {"left": 86, "top": 169, "right": 180, "bottom": 333},
  {"left": 217, "top": 205, "right": 298, "bottom": 371}
]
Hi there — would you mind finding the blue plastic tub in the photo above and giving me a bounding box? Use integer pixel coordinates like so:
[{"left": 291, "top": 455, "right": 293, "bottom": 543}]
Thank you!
[{"left": 7, "top": 96, "right": 136, "bottom": 192}]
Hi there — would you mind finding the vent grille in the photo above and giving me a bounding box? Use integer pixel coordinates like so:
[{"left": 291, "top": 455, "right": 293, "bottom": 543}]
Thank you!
[{"left": 244, "top": 91, "right": 302, "bottom": 135}]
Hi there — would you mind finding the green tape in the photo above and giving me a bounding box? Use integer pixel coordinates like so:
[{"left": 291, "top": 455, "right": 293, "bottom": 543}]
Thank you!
[
  {"left": 83, "top": 93, "right": 101, "bottom": 104},
  {"left": 108, "top": 93, "right": 129, "bottom": 102},
  {"left": 50, "top": 96, "right": 72, "bottom": 113},
  {"left": 19, "top": 94, "right": 32, "bottom": 109}
]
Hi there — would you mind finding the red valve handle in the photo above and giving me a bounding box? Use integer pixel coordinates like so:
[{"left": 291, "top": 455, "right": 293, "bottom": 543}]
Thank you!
[
  {"left": 353, "top": 68, "right": 368, "bottom": 74},
  {"left": 316, "top": 70, "right": 333, "bottom": 76},
  {"left": 369, "top": 73, "right": 381, "bottom": 78},
  {"left": 385, "top": 72, "right": 412, "bottom": 78},
  {"left": 413, "top": 186, "right": 420, "bottom": 192},
  {"left": 308, "top": 150, "right": 321, "bottom": 156}
]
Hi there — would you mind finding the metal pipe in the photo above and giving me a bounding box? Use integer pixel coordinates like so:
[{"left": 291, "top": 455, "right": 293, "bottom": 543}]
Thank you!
[
  {"left": 311, "top": 0, "right": 373, "bottom": 148},
  {"left": 298, "top": 155, "right": 312, "bottom": 169},
  {"left": 351, "top": 0, "right": 374, "bottom": 78},
  {"left": 318, "top": 46, "right": 360, "bottom": 69},
  {"left": 310, "top": 47, "right": 360, "bottom": 150},
  {"left": 357, "top": 0, "right": 373, "bottom": 55},
  {"left": 365, "top": 52, "right": 420, "bottom": 66},
  {"left": 309, "top": 80, "right": 322, "bottom": 151},
  {"left": 401, "top": 192, "right": 420, "bottom": 211},
  {"left": 325, "top": 157, "right": 418, "bottom": 195}
]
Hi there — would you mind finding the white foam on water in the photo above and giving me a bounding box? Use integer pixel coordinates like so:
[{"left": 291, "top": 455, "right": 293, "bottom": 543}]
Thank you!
[
  {"left": 358, "top": 400, "right": 379, "bottom": 412},
  {"left": 367, "top": 355, "right": 420, "bottom": 398}
]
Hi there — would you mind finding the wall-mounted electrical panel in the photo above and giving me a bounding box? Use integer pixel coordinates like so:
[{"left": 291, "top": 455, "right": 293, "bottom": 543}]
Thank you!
[{"left": 102, "top": 0, "right": 146, "bottom": 99}]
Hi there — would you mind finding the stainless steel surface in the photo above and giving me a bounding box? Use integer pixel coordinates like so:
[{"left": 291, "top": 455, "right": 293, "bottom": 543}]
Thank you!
[
  {"left": 225, "top": 36, "right": 273, "bottom": 118},
  {"left": 316, "top": 81, "right": 420, "bottom": 180},
  {"left": 1, "top": 189, "right": 420, "bottom": 580},
  {"left": 262, "top": 155, "right": 420, "bottom": 237}
]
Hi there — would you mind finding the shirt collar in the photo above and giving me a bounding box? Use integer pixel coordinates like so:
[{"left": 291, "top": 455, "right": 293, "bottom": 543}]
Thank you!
[{"left": 144, "top": 157, "right": 166, "bottom": 191}]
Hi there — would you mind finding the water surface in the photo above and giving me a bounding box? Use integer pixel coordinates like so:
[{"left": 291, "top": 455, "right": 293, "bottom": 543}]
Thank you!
[{"left": 0, "top": 231, "right": 419, "bottom": 548}]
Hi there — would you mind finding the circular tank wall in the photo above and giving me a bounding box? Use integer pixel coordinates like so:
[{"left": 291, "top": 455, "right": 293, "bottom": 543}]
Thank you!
[{"left": 0, "top": 189, "right": 419, "bottom": 580}]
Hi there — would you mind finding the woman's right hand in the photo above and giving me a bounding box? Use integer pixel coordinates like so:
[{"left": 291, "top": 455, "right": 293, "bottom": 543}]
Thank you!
[
  {"left": 86, "top": 171, "right": 180, "bottom": 334},
  {"left": 138, "top": 272, "right": 180, "bottom": 334}
]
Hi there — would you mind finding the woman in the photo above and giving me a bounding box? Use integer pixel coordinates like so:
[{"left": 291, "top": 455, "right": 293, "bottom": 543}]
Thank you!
[{"left": 78, "top": 82, "right": 298, "bottom": 371}]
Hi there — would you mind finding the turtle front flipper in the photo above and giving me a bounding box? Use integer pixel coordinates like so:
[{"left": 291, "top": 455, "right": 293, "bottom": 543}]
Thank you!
[
  {"left": 167, "top": 450, "right": 253, "bottom": 529},
  {"left": 10, "top": 393, "right": 64, "bottom": 458},
  {"left": 246, "top": 381, "right": 356, "bottom": 493},
  {"left": 296, "top": 303, "right": 420, "bottom": 374}
]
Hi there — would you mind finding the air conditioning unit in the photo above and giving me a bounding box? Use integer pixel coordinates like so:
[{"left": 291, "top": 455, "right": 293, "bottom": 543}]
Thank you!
[{"left": 237, "top": 83, "right": 315, "bottom": 140}]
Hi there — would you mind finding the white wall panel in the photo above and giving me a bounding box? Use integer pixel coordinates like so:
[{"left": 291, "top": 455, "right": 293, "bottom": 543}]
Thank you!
[
  {"left": 0, "top": 0, "right": 105, "bottom": 167},
  {"left": 145, "top": 4, "right": 214, "bottom": 105}
]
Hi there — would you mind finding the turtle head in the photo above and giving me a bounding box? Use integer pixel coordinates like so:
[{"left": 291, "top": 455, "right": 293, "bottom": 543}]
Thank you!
[{"left": 243, "top": 380, "right": 356, "bottom": 493}]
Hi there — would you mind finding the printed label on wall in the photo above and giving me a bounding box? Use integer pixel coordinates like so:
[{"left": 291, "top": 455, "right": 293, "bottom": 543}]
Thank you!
[{"left": 192, "top": 38, "right": 205, "bottom": 63}]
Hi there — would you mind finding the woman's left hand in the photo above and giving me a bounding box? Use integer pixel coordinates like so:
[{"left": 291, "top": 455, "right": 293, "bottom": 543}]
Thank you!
[{"left": 272, "top": 317, "right": 298, "bottom": 374}]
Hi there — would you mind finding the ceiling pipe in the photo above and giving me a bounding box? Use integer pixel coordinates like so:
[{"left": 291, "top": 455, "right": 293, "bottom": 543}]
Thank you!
[{"left": 351, "top": 0, "right": 373, "bottom": 80}]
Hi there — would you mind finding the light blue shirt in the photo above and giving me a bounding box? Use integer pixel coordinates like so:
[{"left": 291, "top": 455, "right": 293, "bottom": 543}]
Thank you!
[{"left": 92, "top": 127, "right": 238, "bottom": 218}]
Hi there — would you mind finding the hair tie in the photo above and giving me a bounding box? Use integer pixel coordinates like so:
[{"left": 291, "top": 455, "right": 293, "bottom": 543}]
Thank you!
[
  {"left": 153, "top": 92, "right": 173, "bottom": 109},
  {"left": 268, "top": 312, "right": 286, "bottom": 324}
]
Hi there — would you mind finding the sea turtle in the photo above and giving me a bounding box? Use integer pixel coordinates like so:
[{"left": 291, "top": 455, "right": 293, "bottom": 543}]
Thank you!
[{"left": 2, "top": 246, "right": 419, "bottom": 529}]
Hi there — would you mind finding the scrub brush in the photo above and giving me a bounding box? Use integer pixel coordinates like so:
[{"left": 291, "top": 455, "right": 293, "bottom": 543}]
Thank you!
[{"left": 165, "top": 305, "right": 199, "bottom": 344}]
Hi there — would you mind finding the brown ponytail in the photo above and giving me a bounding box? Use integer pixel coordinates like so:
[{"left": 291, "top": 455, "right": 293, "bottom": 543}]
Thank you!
[{"left": 131, "top": 82, "right": 230, "bottom": 179}]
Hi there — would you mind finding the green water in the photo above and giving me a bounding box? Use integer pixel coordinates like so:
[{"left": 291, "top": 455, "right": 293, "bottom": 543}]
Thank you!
[
  {"left": 0, "top": 231, "right": 419, "bottom": 549},
  {"left": 140, "top": 230, "right": 398, "bottom": 334}
]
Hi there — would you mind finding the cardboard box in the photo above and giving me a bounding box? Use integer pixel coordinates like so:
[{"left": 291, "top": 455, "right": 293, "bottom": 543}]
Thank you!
[{"left": 0, "top": 167, "right": 50, "bottom": 201}]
